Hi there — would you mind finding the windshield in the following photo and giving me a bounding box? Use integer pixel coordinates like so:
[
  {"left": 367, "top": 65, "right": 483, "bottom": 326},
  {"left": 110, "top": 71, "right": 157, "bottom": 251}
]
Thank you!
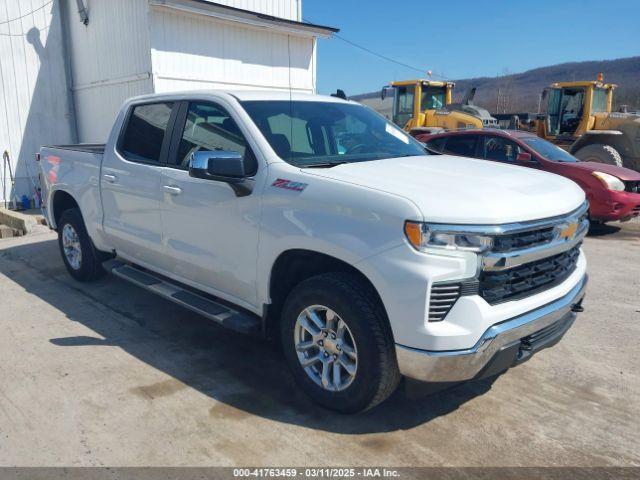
[
  {"left": 522, "top": 137, "right": 578, "bottom": 162},
  {"left": 421, "top": 86, "right": 446, "bottom": 110},
  {"left": 241, "top": 100, "right": 427, "bottom": 167}
]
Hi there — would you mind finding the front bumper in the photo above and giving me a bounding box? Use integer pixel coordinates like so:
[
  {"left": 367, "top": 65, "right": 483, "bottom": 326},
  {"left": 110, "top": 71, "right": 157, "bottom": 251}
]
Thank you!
[
  {"left": 589, "top": 190, "right": 640, "bottom": 222},
  {"left": 395, "top": 274, "right": 587, "bottom": 383}
]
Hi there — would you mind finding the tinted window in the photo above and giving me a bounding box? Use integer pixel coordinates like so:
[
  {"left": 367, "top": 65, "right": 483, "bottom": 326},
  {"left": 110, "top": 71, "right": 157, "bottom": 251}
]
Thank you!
[
  {"left": 174, "top": 102, "right": 257, "bottom": 175},
  {"left": 241, "top": 100, "right": 426, "bottom": 167},
  {"left": 483, "top": 136, "right": 521, "bottom": 162},
  {"left": 443, "top": 135, "right": 479, "bottom": 157},
  {"left": 120, "top": 103, "right": 173, "bottom": 162},
  {"left": 426, "top": 137, "right": 446, "bottom": 153}
]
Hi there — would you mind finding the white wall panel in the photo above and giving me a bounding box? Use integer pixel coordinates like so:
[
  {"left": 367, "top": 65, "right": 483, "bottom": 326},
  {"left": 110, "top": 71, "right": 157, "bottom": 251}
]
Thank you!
[
  {"left": 74, "top": 76, "right": 153, "bottom": 143},
  {"left": 62, "top": 0, "right": 154, "bottom": 142},
  {"left": 150, "top": 8, "right": 315, "bottom": 94},
  {"left": 62, "top": 0, "right": 152, "bottom": 88},
  {"left": 0, "top": 0, "right": 74, "bottom": 203}
]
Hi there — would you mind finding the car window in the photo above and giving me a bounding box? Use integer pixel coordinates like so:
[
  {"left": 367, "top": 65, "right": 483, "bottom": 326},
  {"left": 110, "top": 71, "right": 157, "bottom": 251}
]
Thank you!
[
  {"left": 522, "top": 137, "right": 577, "bottom": 162},
  {"left": 173, "top": 102, "right": 257, "bottom": 175},
  {"left": 241, "top": 100, "right": 426, "bottom": 167},
  {"left": 482, "top": 136, "right": 521, "bottom": 162},
  {"left": 120, "top": 102, "right": 174, "bottom": 163},
  {"left": 443, "top": 135, "right": 479, "bottom": 157},
  {"left": 426, "top": 137, "right": 446, "bottom": 153}
]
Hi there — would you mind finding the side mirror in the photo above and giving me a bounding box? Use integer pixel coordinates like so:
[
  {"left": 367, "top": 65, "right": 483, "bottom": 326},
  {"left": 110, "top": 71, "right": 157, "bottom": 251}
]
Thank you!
[
  {"left": 189, "top": 150, "right": 253, "bottom": 196},
  {"left": 516, "top": 152, "right": 533, "bottom": 163},
  {"left": 189, "top": 150, "right": 245, "bottom": 180},
  {"left": 381, "top": 86, "right": 392, "bottom": 100}
]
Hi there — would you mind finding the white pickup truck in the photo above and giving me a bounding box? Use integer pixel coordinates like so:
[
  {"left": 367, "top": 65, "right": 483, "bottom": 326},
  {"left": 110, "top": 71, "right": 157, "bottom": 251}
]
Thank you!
[{"left": 39, "top": 91, "right": 588, "bottom": 412}]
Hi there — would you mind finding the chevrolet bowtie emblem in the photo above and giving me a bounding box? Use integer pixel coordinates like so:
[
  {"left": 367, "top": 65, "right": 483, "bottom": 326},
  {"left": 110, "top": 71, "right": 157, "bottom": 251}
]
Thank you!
[{"left": 558, "top": 222, "right": 578, "bottom": 241}]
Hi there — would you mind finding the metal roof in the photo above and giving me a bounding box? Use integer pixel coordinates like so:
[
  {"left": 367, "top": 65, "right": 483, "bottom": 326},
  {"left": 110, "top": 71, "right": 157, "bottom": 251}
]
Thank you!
[{"left": 149, "top": 0, "right": 339, "bottom": 37}]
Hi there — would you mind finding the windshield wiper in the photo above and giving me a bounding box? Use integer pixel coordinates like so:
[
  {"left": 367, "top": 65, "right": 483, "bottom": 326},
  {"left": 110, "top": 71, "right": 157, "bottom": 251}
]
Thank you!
[{"left": 303, "top": 161, "right": 348, "bottom": 168}]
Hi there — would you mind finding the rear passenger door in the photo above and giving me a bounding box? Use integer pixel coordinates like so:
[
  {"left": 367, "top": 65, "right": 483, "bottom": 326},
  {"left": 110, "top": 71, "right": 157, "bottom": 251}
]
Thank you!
[
  {"left": 101, "top": 101, "right": 177, "bottom": 268},
  {"left": 442, "top": 135, "right": 480, "bottom": 158}
]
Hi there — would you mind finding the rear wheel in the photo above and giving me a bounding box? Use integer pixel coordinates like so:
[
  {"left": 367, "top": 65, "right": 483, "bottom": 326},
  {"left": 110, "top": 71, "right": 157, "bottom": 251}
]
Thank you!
[
  {"left": 280, "top": 273, "right": 400, "bottom": 413},
  {"left": 574, "top": 144, "right": 623, "bottom": 167},
  {"left": 57, "top": 208, "right": 106, "bottom": 282}
]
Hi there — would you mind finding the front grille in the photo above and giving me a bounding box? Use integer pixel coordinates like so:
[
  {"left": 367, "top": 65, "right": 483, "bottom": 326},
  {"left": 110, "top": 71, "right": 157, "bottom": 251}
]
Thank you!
[
  {"left": 479, "top": 244, "right": 581, "bottom": 304},
  {"left": 428, "top": 283, "right": 461, "bottom": 322},
  {"left": 493, "top": 227, "right": 555, "bottom": 252}
]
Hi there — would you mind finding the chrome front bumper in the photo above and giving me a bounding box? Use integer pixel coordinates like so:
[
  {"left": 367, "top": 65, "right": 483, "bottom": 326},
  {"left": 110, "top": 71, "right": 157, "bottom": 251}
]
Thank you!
[{"left": 395, "top": 275, "right": 588, "bottom": 383}]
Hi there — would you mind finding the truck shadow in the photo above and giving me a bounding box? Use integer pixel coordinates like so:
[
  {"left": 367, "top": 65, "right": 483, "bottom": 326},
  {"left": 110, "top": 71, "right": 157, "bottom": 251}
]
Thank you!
[
  {"left": 587, "top": 222, "right": 621, "bottom": 237},
  {"left": 1, "top": 237, "right": 497, "bottom": 434}
]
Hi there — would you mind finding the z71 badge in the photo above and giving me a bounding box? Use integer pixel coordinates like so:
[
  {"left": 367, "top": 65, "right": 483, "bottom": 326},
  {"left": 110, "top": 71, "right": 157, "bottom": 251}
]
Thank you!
[{"left": 271, "top": 178, "right": 308, "bottom": 192}]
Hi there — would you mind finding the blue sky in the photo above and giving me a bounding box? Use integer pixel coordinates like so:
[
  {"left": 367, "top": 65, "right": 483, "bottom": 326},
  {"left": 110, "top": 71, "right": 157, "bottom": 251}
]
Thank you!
[{"left": 304, "top": 0, "right": 640, "bottom": 95}]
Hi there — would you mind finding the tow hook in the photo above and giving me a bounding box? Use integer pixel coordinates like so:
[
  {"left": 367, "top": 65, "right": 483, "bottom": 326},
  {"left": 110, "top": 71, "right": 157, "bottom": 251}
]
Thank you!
[{"left": 571, "top": 302, "right": 584, "bottom": 313}]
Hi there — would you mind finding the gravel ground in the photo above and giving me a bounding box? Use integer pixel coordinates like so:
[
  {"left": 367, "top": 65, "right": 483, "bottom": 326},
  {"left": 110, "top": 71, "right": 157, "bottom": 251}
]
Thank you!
[{"left": 0, "top": 220, "right": 638, "bottom": 467}]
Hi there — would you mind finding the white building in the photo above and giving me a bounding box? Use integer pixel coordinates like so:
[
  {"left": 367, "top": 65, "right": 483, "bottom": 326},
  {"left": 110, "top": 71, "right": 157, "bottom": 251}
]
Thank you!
[{"left": 0, "top": 0, "right": 336, "bottom": 205}]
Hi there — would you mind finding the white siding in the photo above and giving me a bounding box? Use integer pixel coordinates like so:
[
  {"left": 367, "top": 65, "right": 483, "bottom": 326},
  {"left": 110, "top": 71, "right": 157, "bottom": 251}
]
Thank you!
[
  {"left": 150, "top": 7, "right": 315, "bottom": 94},
  {"left": 0, "top": 0, "right": 74, "bottom": 204},
  {"left": 62, "top": 0, "right": 154, "bottom": 142},
  {"left": 201, "top": 0, "right": 300, "bottom": 21}
]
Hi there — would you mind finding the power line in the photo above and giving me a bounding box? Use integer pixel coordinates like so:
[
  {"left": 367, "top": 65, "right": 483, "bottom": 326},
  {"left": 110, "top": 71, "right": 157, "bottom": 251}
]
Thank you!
[
  {"left": 0, "top": 0, "right": 54, "bottom": 26},
  {"left": 333, "top": 32, "right": 426, "bottom": 75},
  {"left": 303, "top": 17, "right": 446, "bottom": 79}
]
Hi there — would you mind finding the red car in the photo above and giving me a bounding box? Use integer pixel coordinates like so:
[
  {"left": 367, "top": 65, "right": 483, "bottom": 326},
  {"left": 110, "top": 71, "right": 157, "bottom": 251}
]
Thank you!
[{"left": 417, "top": 129, "right": 640, "bottom": 223}]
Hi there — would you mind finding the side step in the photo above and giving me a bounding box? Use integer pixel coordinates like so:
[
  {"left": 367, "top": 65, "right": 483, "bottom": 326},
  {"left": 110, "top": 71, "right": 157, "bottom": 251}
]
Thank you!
[{"left": 104, "top": 260, "right": 261, "bottom": 335}]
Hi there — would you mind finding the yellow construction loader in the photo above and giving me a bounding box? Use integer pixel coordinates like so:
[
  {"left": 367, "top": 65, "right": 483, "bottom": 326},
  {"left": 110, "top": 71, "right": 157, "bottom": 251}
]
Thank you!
[
  {"left": 381, "top": 79, "right": 498, "bottom": 134},
  {"left": 536, "top": 74, "right": 640, "bottom": 170}
]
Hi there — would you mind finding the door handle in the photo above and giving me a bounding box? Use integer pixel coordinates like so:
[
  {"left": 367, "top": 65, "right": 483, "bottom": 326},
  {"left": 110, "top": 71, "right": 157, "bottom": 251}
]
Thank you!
[
  {"left": 103, "top": 173, "right": 117, "bottom": 183},
  {"left": 163, "top": 185, "right": 182, "bottom": 195}
]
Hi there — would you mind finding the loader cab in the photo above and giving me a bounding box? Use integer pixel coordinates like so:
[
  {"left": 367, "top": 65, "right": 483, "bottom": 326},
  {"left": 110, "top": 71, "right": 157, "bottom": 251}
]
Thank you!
[
  {"left": 388, "top": 80, "right": 452, "bottom": 129},
  {"left": 542, "top": 81, "right": 615, "bottom": 139}
]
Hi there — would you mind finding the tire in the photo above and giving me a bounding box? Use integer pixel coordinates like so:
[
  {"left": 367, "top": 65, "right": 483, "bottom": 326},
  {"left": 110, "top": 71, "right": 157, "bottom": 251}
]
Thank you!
[
  {"left": 57, "top": 208, "right": 106, "bottom": 282},
  {"left": 280, "top": 272, "right": 400, "bottom": 413},
  {"left": 574, "top": 143, "right": 623, "bottom": 167}
]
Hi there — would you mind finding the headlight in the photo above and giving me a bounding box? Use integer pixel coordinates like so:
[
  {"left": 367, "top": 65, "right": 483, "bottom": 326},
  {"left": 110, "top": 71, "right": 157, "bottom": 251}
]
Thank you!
[
  {"left": 404, "top": 221, "right": 493, "bottom": 252},
  {"left": 592, "top": 171, "right": 625, "bottom": 191}
]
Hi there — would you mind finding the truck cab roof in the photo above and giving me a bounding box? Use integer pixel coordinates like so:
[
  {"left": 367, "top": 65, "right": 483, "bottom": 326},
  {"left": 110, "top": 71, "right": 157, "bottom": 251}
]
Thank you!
[{"left": 125, "top": 89, "right": 357, "bottom": 105}]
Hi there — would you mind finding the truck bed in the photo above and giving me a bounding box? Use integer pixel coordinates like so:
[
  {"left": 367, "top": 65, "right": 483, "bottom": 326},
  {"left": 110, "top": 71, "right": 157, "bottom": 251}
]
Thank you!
[{"left": 39, "top": 144, "right": 106, "bottom": 230}]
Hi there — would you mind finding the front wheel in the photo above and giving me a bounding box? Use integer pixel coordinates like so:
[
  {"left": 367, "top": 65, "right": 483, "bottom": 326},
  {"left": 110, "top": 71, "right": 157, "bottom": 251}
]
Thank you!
[{"left": 280, "top": 273, "right": 400, "bottom": 413}]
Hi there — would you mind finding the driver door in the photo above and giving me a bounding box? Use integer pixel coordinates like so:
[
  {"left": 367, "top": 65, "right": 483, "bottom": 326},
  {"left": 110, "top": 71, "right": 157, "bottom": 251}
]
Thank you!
[
  {"left": 159, "top": 100, "right": 261, "bottom": 307},
  {"left": 392, "top": 85, "right": 415, "bottom": 129}
]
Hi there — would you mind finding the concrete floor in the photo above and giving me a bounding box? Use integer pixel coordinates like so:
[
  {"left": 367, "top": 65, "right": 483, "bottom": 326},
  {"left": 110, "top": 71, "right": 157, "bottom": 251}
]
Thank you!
[{"left": 0, "top": 221, "right": 638, "bottom": 467}]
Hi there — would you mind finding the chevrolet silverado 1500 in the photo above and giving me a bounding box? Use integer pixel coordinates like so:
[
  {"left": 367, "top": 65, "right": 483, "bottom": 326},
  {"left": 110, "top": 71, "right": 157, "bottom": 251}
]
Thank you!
[{"left": 39, "top": 91, "right": 588, "bottom": 412}]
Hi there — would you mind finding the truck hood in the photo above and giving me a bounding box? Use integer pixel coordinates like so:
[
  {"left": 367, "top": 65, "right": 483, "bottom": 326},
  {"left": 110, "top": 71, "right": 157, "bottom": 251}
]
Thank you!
[
  {"left": 566, "top": 161, "right": 640, "bottom": 182},
  {"left": 304, "top": 155, "right": 585, "bottom": 224}
]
